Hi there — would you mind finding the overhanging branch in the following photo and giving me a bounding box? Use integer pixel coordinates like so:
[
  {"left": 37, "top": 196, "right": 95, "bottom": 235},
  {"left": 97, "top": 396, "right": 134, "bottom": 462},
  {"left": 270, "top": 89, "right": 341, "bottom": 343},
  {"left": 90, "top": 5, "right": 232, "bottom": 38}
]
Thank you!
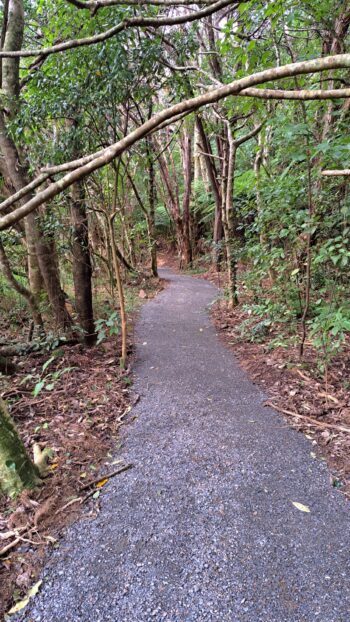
[
  {"left": 240, "top": 87, "right": 350, "bottom": 99},
  {"left": 0, "top": 0, "right": 234, "bottom": 59},
  {"left": 1, "top": 54, "right": 350, "bottom": 230},
  {"left": 66, "top": 0, "right": 216, "bottom": 11}
]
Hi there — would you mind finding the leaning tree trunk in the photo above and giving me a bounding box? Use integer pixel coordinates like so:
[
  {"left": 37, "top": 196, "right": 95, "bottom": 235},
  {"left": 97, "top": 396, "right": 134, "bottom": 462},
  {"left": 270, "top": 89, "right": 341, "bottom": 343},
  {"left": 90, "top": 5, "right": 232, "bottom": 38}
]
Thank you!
[{"left": 0, "top": 398, "right": 40, "bottom": 497}]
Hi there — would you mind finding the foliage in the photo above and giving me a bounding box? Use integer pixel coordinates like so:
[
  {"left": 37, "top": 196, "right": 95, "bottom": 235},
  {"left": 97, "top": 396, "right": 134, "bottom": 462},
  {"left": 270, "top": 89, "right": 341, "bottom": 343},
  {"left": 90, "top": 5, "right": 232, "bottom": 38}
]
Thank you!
[{"left": 95, "top": 312, "right": 120, "bottom": 345}]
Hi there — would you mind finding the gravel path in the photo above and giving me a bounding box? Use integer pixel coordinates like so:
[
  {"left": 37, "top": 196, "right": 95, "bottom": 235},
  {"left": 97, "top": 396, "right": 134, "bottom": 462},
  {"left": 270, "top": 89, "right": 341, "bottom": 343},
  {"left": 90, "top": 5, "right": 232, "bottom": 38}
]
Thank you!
[{"left": 18, "top": 269, "right": 350, "bottom": 622}]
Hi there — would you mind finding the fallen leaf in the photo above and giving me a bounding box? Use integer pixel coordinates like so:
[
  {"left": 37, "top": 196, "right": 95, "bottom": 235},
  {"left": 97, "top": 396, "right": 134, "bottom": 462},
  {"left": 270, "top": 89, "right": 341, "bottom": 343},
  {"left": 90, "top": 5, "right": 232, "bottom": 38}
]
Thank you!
[
  {"left": 96, "top": 478, "right": 109, "bottom": 488},
  {"left": 292, "top": 501, "right": 310, "bottom": 513},
  {"left": 7, "top": 580, "right": 42, "bottom": 615}
]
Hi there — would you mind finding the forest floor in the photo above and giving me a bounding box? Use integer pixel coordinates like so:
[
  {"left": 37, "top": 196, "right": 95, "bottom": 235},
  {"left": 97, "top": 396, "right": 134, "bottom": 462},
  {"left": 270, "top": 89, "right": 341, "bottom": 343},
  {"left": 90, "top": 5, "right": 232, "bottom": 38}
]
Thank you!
[
  {"left": 11, "top": 268, "right": 350, "bottom": 622},
  {"left": 0, "top": 275, "right": 163, "bottom": 619}
]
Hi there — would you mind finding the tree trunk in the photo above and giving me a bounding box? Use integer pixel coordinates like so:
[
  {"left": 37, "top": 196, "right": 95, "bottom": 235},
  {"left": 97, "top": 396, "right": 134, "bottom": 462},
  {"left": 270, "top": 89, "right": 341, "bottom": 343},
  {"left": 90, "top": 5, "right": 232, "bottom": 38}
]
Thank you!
[
  {"left": 146, "top": 136, "right": 158, "bottom": 277},
  {"left": 195, "top": 117, "right": 223, "bottom": 270},
  {"left": 35, "top": 231, "right": 73, "bottom": 331},
  {"left": 0, "top": 398, "right": 40, "bottom": 497},
  {"left": 254, "top": 134, "right": 265, "bottom": 246},
  {"left": 70, "top": 178, "right": 96, "bottom": 345},
  {"left": 181, "top": 129, "right": 193, "bottom": 267},
  {"left": 108, "top": 216, "right": 127, "bottom": 368},
  {"left": 223, "top": 132, "right": 238, "bottom": 307}
]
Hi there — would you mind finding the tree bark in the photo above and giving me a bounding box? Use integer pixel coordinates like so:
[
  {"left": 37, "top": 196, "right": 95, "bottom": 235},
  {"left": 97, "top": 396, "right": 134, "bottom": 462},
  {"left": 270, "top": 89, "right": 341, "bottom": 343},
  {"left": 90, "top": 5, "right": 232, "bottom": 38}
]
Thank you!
[
  {"left": 181, "top": 129, "right": 193, "bottom": 267},
  {"left": 70, "top": 179, "right": 96, "bottom": 345},
  {"left": 223, "top": 131, "right": 238, "bottom": 307},
  {"left": 146, "top": 133, "right": 158, "bottom": 277},
  {"left": 108, "top": 216, "right": 127, "bottom": 368}
]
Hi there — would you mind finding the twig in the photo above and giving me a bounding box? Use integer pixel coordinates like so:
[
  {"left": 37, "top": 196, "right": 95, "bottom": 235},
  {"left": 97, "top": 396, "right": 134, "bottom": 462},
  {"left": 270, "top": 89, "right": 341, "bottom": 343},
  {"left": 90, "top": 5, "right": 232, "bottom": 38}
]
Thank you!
[
  {"left": 265, "top": 401, "right": 350, "bottom": 434},
  {"left": 317, "top": 392, "right": 339, "bottom": 404},
  {"left": 79, "top": 463, "right": 133, "bottom": 492},
  {"left": 115, "top": 394, "right": 140, "bottom": 430},
  {"left": 0, "top": 537, "right": 20, "bottom": 556},
  {"left": 0, "top": 525, "right": 28, "bottom": 541},
  {"left": 55, "top": 497, "right": 82, "bottom": 515}
]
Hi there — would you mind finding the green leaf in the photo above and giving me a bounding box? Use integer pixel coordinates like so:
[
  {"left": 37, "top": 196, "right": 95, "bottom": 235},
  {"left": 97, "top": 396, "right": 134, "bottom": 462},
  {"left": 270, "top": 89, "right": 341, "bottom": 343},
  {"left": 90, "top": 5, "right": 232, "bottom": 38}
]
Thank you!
[{"left": 33, "top": 381, "right": 45, "bottom": 397}]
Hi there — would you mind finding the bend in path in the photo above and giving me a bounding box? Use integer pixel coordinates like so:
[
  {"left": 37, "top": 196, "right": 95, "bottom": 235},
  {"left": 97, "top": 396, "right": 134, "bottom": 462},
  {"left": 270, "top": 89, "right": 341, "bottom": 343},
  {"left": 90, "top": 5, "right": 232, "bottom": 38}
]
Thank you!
[{"left": 18, "top": 269, "right": 350, "bottom": 622}]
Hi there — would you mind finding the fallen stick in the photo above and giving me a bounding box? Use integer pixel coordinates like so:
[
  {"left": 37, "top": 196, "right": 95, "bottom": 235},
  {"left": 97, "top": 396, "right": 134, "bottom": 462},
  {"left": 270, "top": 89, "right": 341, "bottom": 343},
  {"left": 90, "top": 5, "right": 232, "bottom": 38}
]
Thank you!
[
  {"left": 55, "top": 497, "right": 82, "bottom": 515},
  {"left": 0, "top": 525, "right": 28, "bottom": 541},
  {"left": 265, "top": 401, "right": 350, "bottom": 434},
  {"left": 115, "top": 395, "right": 140, "bottom": 431},
  {"left": 0, "top": 537, "right": 20, "bottom": 557},
  {"left": 79, "top": 463, "right": 133, "bottom": 492},
  {"left": 317, "top": 392, "right": 339, "bottom": 404}
]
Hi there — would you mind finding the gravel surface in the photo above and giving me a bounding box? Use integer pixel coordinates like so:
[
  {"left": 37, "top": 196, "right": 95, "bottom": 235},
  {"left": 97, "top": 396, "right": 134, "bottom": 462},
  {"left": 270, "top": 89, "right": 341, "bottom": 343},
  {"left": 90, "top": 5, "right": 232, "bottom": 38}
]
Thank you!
[{"left": 17, "top": 270, "right": 350, "bottom": 621}]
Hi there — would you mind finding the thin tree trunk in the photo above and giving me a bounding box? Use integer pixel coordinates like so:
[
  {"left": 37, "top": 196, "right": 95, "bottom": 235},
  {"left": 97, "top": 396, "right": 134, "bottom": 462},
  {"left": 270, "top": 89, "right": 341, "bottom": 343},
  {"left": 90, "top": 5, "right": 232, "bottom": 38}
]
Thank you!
[
  {"left": 71, "top": 179, "right": 96, "bottom": 345},
  {"left": 195, "top": 116, "right": 223, "bottom": 269},
  {"left": 181, "top": 129, "right": 193, "bottom": 267},
  {"left": 223, "top": 131, "right": 238, "bottom": 307},
  {"left": 108, "top": 216, "right": 127, "bottom": 368},
  {"left": 146, "top": 136, "right": 158, "bottom": 277}
]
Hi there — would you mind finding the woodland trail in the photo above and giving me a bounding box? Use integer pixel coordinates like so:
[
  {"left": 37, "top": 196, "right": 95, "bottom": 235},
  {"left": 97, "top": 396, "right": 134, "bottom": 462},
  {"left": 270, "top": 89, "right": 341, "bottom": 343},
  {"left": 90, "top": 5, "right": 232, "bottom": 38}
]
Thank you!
[{"left": 18, "top": 269, "right": 350, "bottom": 622}]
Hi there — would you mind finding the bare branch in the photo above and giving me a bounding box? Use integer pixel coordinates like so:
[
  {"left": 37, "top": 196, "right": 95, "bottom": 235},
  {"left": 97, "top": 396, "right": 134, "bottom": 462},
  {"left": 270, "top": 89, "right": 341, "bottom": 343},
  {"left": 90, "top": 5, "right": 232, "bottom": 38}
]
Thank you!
[
  {"left": 0, "top": 173, "right": 50, "bottom": 213},
  {"left": 66, "top": 0, "right": 216, "bottom": 11},
  {"left": 240, "top": 87, "right": 350, "bottom": 100},
  {"left": 321, "top": 169, "right": 350, "bottom": 176},
  {"left": 2, "top": 54, "right": 350, "bottom": 229},
  {"left": 0, "top": 0, "right": 234, "bottom": 58},
  {"left": 233, "top": 121, "right": 264, "bottom": 147}
]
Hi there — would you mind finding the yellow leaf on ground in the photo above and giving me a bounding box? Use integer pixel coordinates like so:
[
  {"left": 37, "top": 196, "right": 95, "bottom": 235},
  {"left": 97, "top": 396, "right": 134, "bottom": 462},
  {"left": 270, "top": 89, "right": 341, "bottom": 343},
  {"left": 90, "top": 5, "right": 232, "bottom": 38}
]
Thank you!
[
  {"left": 292, "top": 501, "right": 310, "bottom": 513},
  {"left": 7, "top": 580, "right": 42, "bottom": 615},
  {"left": 96, "top": 478, "right": 109, "bottom": 488}
]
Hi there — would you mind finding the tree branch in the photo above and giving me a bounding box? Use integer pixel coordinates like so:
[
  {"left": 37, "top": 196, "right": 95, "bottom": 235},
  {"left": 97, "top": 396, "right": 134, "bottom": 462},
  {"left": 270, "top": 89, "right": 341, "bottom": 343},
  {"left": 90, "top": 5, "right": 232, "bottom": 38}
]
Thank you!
[
  {"left": 240, "top": 87, "right": 350, "bottom": 99},
  {"left": 2, "top": 54, "right": 350, "bottom": 229},
  {"left": 321, "top": 169, "right": 350, "bottom": 176},
  {"left": 0, "top": 0, "right": 235, "bottom": 58},
  {"left": 233, "top": 121, "right": 265, "bottom": 147},
  {"left": 66, "top": 0, "right": 216, "bottom": 11}
]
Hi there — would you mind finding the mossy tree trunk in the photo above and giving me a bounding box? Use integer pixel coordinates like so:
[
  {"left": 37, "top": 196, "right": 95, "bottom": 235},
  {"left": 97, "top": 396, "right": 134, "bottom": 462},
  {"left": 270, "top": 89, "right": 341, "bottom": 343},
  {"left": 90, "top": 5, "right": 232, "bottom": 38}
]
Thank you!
[{"left": 0, "top": 398, "right": 40, "bottom": 497}]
